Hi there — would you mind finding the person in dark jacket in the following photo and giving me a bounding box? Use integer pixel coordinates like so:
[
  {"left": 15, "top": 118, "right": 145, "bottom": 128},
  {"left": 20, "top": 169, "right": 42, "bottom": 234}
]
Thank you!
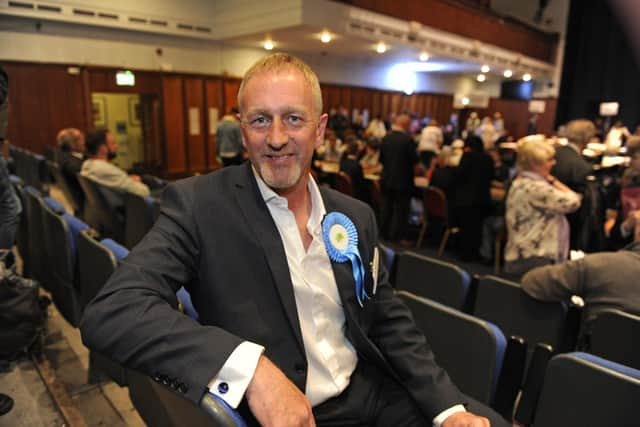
[
  {"left": 454, "top": 136, "right": 494, "bottom": 261},
  {"left": 339, "top": 140, "right": 370, "bottom": 204},
  {"left": 379, "top": 113, "right": 418, "bottom": 243}
]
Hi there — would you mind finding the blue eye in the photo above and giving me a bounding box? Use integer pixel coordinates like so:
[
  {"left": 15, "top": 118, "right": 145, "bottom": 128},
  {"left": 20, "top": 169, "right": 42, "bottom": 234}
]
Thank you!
[{"left": 249, "top": 116, "right": 270, "bottom": 129}]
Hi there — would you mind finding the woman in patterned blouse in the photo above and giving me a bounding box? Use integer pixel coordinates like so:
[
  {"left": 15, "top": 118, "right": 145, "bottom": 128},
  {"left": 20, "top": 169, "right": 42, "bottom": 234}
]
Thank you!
[{"left": 504, "top": 138, "right": 582, "bottom": 277}]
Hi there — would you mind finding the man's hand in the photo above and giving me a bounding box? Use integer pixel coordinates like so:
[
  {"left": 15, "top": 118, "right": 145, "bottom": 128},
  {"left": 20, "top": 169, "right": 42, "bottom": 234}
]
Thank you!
[
  {"left": 442, "top": 412, "right": 490, "bottom": 427},
  {"left": 246, "top": 356, "right": 315, "bottom": 427},
  {"left": 129, "top": 174, "right": 142, "bottom": 182}
]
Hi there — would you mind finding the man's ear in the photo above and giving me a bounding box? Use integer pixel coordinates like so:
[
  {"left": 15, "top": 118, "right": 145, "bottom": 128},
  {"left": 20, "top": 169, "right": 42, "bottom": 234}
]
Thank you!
[{"left": 315, "top": 113, "right": 329, "bottom": 149}]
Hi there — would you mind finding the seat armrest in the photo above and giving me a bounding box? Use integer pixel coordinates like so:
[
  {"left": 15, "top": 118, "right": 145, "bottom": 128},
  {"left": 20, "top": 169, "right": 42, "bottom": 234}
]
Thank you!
[
  {"left": 514, "top": 343, "right": 554, "bottom": 426},
  {"left": 492, "top": 335, "right": 527, "bottom": 420},
  {"left": 201, "top": 393, "right": 247, "bottom": 427}
]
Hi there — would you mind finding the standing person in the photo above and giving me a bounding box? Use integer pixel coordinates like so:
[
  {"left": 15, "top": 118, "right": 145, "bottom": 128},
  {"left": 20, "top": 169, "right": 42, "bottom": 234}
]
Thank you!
[
  {"left": 379, "top": 113, "right": 418, "bottom": 244},
  {"left": 216, "top": 108, "right": 244, "bottom": 167},
  {"left": 81, "top": 53, "right": 504, "bottom": 427},
  {"left": 604, "top": 120, "right": 631, "bottom": 152},
  {"left": 504, "top": 139, "right": 581, "bottom": 277},
  {"left": 418, "top": 119, "right": 443, "bottom": 168},
  {"left": 454, "top": 136, "right": 494, "bottom": 261}
]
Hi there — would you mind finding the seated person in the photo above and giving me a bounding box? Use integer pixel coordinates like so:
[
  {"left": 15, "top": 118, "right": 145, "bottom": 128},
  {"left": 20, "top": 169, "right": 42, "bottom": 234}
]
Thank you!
[
  {"left": 56, "top": 127, "right": 86, "bottom": 211},
  {"left": 339, "top": 140, "right": 370, "bottom": 204},
  {"left": 81, "top": 129, "right": 150, "bottom": 197},
  {"left": 504, "top": 138, "right": 582, "bottom": 278},
  {"left": 80, "top": 53, "right": 505, "bottom": 427},
  {"left": 609, "top": 139, "right": 640, "bottom": 249},
  {"left": 359, "top": 140, "right": 382, "bottom": 175},
  {"left": 316, "top": 129, "right": 343, "bottom": 163},
  {"left": 522, "top": 212, "right": 640, "bottom": 335}
]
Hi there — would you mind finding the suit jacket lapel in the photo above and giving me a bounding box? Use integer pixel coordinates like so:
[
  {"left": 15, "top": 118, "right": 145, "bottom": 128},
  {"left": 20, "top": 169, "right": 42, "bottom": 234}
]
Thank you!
[{"left": 231, "top": 164, "right": 305, "bottom": 355}]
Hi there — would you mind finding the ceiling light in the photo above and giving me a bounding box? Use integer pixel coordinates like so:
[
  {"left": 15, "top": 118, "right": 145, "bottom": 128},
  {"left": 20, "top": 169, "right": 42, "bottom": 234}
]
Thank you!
[
  {"left": 477, "top": 74, "right": 486, "bottom": 82},
  {"left": 320, "top": 31, "right": 331, "bottom": 43},
  {"left": 481, "top": 64, "right": 490, "bottom": 73},
  {"left": 419, "top": 52, "right": 430, "bottom": 61},
  {"left": 522, "top": 73, "right": 532, "bottom": 81},
  {"left": 376, "top": 42, "right": 387, "bottom": 54},
  {"left": 461, "top": 97, "right": 470, "bottom": 106},
  {"left": 263, "top": 39, "right": 274, "bottom": 50},
  {"left": 503, "top": 69, "right": 513, "bottom": 78}
]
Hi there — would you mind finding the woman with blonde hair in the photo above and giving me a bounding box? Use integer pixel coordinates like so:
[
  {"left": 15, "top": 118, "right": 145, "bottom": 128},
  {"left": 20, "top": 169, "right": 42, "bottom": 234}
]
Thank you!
[{"left": 504, "top": 138, "right": 582, "bottom": 277}]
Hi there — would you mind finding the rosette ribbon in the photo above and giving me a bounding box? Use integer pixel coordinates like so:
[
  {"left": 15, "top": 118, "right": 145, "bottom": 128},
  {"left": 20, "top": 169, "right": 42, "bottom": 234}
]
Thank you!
[{"left": 322, "top": 212, "right": 368, "bottom": 307}]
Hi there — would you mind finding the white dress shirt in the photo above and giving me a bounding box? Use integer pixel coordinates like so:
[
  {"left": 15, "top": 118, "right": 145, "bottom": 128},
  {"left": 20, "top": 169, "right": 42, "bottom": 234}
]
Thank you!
[{"left": 209, "top": 171, "right": 465, "bottom": 425}]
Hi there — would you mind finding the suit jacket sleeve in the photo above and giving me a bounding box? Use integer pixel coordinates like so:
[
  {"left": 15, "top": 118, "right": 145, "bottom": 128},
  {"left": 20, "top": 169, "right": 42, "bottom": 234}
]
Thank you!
[
  {"left": 521, "top": 260, "right": 584, "bottom": 302},
  {"left": 361, "top": 207, "right": 463, "bottom": 419},
  {"left": 80, "top": 181, "right": 245, "bottom": 404}
]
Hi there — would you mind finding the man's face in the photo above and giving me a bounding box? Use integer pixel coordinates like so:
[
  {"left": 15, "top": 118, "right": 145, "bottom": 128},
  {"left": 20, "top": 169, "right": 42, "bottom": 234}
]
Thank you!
[
  {"left": 105, "top": 132, "right": 118, "bottom": 159},
  {"left": 240, "top": 68, "right": 327, "bottom": 193},
  {"left": 73, "top": 131, "right": 86, "bottom": 153}
]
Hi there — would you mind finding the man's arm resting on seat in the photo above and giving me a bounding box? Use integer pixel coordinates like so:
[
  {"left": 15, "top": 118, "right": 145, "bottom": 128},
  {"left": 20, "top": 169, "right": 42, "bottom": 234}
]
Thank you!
[{"left": 209, "top": 344, "right": 315, "bottom": 427}]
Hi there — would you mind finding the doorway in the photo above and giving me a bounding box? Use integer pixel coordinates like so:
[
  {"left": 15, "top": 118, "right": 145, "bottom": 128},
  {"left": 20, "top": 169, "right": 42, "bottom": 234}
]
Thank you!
[{"left": 91, "top": 92, "right": 163, "bottom": 175}]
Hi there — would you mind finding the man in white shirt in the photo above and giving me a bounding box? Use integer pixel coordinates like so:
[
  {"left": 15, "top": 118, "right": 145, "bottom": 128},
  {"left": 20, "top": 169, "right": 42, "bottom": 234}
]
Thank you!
[
  {"left": 81, "top": 54, "right": 504, "bottom": 427},
  {"left": 80, "top": 129, "right": 150, "bottom": 197}
]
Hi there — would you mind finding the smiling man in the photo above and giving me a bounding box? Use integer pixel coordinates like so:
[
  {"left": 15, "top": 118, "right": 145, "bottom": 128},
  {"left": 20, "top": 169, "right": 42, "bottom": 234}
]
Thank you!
[{"left": 81, "top": 53, "right": 506, "bottom": 427}]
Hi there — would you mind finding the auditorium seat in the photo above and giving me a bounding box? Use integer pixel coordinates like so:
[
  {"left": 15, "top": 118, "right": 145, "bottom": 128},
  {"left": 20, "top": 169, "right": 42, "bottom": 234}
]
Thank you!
[
  {"left": 333, "top": 171, "right": 354, "bottom": 197},
  {"left": 395, "top": 251, "right": 471, "bottom": 310},
  {"left": 124, "top": 192, "right": 159, "bottom": 249},
  {"left": 416, "top": 186, "right": 459, "bottom": 255},
  {"left": 47, "top": 160, "right": 83, "bottom": 216},
  {"left": 42, "top": 197, "right": 88, "bottom": 326},
  {"left": 589, "top": 309, "right": 640, "bottom": 370},
  {"left": 397, "top": 291, "right": 506, "bottom": 405},
  {"left": 472, "top": 275, "right": 576, "bottom": 361},
  {"left": 532, "top": 352, "right": 640, "bottom": 427},
  {"left": 77, "top": 175, "right": 125, "bottom": 243},
  {"left": 76, "top": 230, "right": 128, "bottom": 385},
  {"left": 24, "top": 186, "right": 48, "bottom": 286}
]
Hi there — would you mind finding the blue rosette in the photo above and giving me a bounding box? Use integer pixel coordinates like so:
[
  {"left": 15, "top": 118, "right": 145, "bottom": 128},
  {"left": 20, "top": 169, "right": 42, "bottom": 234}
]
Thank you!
[{"left": 322, "top": 212, "right": 368, "bottom": 307}]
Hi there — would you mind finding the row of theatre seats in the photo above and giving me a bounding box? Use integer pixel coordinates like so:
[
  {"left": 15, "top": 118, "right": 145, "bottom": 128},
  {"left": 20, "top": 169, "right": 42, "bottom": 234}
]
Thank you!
[
  {"left": 9, "top": 162, "right": 246, "bottom": 425},
  {"left": 9, "top": 144, "right": 161, "bottom": 248},
  {"left": 8, "top": 145, "right": 639, "bottom": 426},
  {"left": 384, "top": 249, "right": 640, "bottom": 426}
]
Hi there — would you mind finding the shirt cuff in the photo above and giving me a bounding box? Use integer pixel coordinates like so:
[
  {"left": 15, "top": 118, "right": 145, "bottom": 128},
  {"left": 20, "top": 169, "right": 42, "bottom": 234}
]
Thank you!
[
  {"left": 207, "top": 341, "right": 265, "bottom": 408},
  {"left": 432, "top": 404, "right": 467, "bottom": 427}
]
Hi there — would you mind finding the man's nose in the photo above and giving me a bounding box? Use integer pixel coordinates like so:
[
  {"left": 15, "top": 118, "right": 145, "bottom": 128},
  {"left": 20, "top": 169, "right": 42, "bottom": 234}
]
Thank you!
[{"left": 268, "top": 118, "right": 288, "bottom": 149}]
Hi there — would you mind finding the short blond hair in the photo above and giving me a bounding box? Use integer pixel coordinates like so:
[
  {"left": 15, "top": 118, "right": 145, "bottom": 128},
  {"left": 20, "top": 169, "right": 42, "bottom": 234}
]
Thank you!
[
  {"left": 237, "top": 53, "right": 323, "bottom": 116},
  {"left": 517, "top": 138, "right": 555, "bottom": 171},
  {"left": 565, "top": 119, "right": 595, "bottom": 146}
]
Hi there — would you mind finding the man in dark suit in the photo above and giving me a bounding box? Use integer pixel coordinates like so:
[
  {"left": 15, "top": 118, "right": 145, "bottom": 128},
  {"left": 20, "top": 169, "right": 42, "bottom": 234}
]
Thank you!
[
  {"left": 81, "top": 54, "right": 502, "bottom": 427},
  {"left": 379, "top": 114, "right": 418, "bottom": 244}
]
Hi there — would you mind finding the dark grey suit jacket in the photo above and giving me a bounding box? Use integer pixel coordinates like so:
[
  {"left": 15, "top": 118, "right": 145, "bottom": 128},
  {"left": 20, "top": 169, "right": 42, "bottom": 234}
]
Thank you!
[{"left": 80, "top": 163, "right": 461, "bottom": 422}]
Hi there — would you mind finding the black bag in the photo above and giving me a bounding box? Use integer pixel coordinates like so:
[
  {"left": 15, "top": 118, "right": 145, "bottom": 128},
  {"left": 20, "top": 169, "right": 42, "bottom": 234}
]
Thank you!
[{"left": 0, "top": 252, "right": 46, "bottom": 363}]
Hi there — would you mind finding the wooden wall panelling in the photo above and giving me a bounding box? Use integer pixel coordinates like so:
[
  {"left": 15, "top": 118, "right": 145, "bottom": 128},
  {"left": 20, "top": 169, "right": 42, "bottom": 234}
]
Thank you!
[
  {"left": 162, "top": 76, "right": 187, "bottom": 175},
  {"left": 390, "top": 93, "right": 401, "bottom": 114},
  {"left": 371, "top": 92, "right": 381, "bottom": 118},
  {"left": 183, "top": 78, "right": 206, "bottom": 173},
  {"left": 223, "top": 78, "right": 241, "bottom": 113},
  {"left": 205, "top": 79, "right": 224, "bottom": 170},
  {"left": 321, "top": 86, "right": 330, "bottom": 114},
  {"left": 4, "top": 62, "right": 87, "bottom": 154}
]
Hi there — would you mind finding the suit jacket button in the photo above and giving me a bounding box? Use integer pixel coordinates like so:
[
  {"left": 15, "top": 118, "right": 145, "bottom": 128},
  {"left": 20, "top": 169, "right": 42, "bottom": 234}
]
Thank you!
[
  {"left": 294, "top": 363, "right": 305, "bottom": 374},
  {"left": 162, "top": 377, "right": 171, "bottom": 386},
  {"left": 217, "top": 382, "right": 229, "bottom": 394},
  {"left": 178, "top": 383, "right": 188, "bottom": 393},
  {"left": 153, "top": 374, "right": 162, "bottom": 382}
]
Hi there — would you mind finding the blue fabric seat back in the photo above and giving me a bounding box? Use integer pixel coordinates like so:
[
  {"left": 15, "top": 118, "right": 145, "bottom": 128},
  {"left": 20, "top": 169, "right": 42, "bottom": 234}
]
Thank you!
[
  {"left": 397, "top": 290, "right": 506, "bottom": 404},
  {"left": 395, "top": 251, "right": 471, "bottom": 310},
  {"left": 534, "top": 352, "right": 640, "bottom": 427},
  {"left": 177, "top": 287, "right": 199, "bottom": 321},
  {"left": 100, "top": 238, "right": 129, "bottom": 261},
  {"left": 473, "top": 275, "right": 568, "bottom": 367}
]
